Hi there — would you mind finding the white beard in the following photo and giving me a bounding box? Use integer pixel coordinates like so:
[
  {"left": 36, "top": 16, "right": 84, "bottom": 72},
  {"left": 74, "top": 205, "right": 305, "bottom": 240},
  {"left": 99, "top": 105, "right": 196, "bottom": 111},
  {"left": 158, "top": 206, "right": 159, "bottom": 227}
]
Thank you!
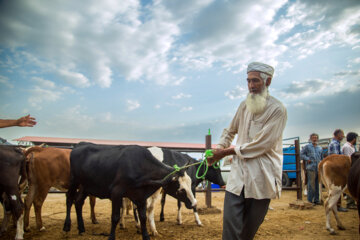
[{"left": 245, "top": 88, "right": 269, "bottom": 114}]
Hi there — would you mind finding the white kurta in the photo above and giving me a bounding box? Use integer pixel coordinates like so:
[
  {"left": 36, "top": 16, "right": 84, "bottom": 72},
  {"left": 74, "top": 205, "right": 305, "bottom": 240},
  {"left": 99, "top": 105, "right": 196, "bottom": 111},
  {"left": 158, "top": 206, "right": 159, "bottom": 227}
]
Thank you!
[{"left": 218, "top": 95, "right": 287, "bottom": 200}]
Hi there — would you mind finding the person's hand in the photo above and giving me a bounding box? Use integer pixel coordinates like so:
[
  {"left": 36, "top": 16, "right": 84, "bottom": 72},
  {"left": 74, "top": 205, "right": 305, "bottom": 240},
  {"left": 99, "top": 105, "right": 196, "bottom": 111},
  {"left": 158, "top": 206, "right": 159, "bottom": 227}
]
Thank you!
[
  {"left": 207, "top": 149, "right": 225, "bottom": 166},
  {"left": 16, "top": 115, "right": 37, "bottom": 127}
]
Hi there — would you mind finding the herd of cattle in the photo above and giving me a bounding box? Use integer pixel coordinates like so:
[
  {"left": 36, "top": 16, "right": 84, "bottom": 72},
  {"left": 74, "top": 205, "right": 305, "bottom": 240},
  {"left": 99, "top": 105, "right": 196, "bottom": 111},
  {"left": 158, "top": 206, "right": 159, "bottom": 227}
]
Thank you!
[
  {"left": 0, "top": 143, "right": 225, "bottom": 240},
  {"left": 0, "top": 143, "right": 359, "bottom": 240}
]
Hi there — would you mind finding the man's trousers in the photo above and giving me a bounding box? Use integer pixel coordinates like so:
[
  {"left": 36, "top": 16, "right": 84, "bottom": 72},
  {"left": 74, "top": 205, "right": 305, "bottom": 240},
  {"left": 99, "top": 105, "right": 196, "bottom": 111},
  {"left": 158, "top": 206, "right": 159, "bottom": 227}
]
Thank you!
[{"left": 222, "top": 190, "right": 270, "bottom": 240}]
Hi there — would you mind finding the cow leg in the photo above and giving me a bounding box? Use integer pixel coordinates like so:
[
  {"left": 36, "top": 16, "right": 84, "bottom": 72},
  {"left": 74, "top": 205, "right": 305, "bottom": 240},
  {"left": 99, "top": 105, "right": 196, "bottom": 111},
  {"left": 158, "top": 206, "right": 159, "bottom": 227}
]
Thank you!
[
  {"left": 74, "top": 189, "right": 88, "bottom": 234},
  {"left": 89, "top": 196, "right": 98, "bottom": 224},
  {"left": 126, "top": 198, "right": 132, "bottom": 215},
  {"left": 159, "top": 191, "right": 166, "bottom": 222},
  {"left": 137, "top": 202, "right": 150, "bottom": 240},
  {"left": 109, "top": 192, "right": 123, "bottom": 240},
  {"left": 63, "top": 181, "right": 79, "bottom": 232},
  {"left": 191, "top": 190, "right": 202, "bottom": 226},
  {"left": 119, "top": 198, "right": 126, "bottom": 229},
  {"left": 5, "top": 191, "right": 24, "bottom": 240},
  {"left": 177, "top": 200, "right": 182, "bottom": 225},
  {"left": 0, "top": 203, "right": 11, "bottom": 233},
  {"left": 33, "top": 187, "right": 49, "bottom": 231},
  {"left": 133, "top": 204, "right": 140, "bottom": 232},
  {"left": 147, "top": 197, "right": 158, "bottom": 236},
  {"left": 331, "top": 205, "right": 345, "bottom": 230},
  {"left": 325, "top": 187, "right": 344, "bottom": 234},
  {"left": 23, "top": 184, "right": 36, "bottom": 232},
  {"left": 193, "top": 207, "right": 203, "bottom": 226},
  {"left": 14, "top": 213, "right": 24, "bottom": 240}
]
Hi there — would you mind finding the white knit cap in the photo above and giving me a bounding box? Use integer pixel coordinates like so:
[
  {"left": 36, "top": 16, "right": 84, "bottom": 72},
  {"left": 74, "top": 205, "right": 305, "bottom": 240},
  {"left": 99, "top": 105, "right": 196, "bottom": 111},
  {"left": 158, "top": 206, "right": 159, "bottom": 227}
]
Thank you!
[{"left": 247, "top": 62, "right": 274, "bottom": 77}]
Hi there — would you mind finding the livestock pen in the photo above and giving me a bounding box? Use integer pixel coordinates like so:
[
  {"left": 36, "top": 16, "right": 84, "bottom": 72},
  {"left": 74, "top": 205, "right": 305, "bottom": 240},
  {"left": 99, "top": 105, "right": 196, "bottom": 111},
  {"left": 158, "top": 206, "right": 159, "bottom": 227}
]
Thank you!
[{"left": 5, "top": 135, "right": 358, "bottom": 239}]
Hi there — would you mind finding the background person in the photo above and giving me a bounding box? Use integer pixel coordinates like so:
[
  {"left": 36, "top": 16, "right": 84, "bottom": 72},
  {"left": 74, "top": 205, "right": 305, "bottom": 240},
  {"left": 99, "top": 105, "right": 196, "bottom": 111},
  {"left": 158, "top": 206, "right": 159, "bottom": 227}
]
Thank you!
[
  {"left": 207, "top": 62, "right": 287, "bottom": 240},
  {"left": 328, "top": 129, "right": 344, "bottom": 155},
  {"left": 300, "top": 133, "right": 323, "bottom": 205},
  {"left": 342, "top": 132, "right": 358, "bottom": 209}
]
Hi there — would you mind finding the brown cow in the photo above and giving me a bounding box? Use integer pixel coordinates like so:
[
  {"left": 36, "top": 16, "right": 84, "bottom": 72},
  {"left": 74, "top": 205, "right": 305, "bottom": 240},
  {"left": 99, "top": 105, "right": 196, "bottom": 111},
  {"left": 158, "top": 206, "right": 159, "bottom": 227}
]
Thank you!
[
  {"left": 23, "top": 146, "right": 97, "bottom": 232},
  {"left": 347, "top": 152, "right": 360, "bottom": 233},
  {"left": 318, "top": 154, "right": 352, "bottom": 235}
]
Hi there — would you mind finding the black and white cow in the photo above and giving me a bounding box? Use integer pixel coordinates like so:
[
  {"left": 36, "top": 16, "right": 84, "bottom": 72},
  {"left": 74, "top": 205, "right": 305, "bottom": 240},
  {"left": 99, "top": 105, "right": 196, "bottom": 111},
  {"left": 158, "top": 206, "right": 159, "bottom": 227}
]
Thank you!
[
  {"left": 0, "top": 146, "right": 27, "bottom": 240},
  {"left": 134, "top": 147, "right": 225, "bottom": 236},
  {"left": 63, "top": 143, "right": 196, "bottom": 240}
]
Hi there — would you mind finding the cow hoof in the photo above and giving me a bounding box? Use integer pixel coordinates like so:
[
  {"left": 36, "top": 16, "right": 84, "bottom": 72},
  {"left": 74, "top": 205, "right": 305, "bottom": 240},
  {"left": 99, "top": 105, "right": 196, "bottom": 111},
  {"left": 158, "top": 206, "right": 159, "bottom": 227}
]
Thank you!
[
  {"left": 92, "top": 219, "right": 99, "bottom": 224},
  {"left": 39, "top": 226, "right": 46, "bottom": 231},
  {"left": 119, "top": 224, "right": 126, "bottom": 230},
  {"left": 337, "top": 225, "right": 346, "bottom": 230},
  {"left": 24, "top": 227, "right": 30, "bottom": 232},
  {"left": 197, "top": 223, "right": 203, "bottom": 227},
  {"left": 63, "top": 224, "right": 71, "bottom": 232}
]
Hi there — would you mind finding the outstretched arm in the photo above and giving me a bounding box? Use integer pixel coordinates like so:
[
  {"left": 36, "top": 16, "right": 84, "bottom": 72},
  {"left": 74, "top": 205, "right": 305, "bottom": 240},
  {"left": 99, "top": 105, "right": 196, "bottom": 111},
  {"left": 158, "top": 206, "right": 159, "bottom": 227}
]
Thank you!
[{"left": 0, "top": 115, "right": 37, "bottom": 128}]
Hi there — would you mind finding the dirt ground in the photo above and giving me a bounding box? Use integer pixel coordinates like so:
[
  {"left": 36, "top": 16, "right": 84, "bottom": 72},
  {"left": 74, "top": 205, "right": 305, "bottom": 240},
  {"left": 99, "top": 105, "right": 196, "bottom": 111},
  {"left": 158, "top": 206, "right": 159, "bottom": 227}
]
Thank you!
[{"left": 1, "top": 190, "right": 358, "bottom": 240}]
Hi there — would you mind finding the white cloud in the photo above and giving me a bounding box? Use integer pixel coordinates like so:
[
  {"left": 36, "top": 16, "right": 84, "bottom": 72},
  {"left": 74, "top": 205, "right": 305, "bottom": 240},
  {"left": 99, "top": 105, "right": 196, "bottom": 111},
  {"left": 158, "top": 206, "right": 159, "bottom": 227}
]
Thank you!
[
  {"left": 31, "top": 77, "right": 55, "bottom": 89},
  {"left": 101, "top": 112, "right": 112, "bottom": 122},
  {"left": 279, "top": 78, "right": 347, "bottom": 99},
  {"left": 57, "top": 105, "right": 95, "bottom": 131},
  {"left": 225, "top": 85, "right": 247, "bottom": 100},
  {"left": 172, "top": 92, "right": 192, "bottom": 99},
  {"left": 0, "top": 0, "right": 182, "bottom": 87},
  {"left": 27, "top": 77, "right": 75, "bottom": 109},
  {"left": 57, "top": 69, "right": 91, "bottom": 88},
  {"left": 28, "top": 86, "right": 63, "bottom": 109},
  {"left": 126, "top": 99, "right": 140, "bottom": 111},
  {"left": 0, "top": 75, "right": 13, "bottom": 88},
  {"left": 180, "top": 106, "right": 193, "bottom": 112}
]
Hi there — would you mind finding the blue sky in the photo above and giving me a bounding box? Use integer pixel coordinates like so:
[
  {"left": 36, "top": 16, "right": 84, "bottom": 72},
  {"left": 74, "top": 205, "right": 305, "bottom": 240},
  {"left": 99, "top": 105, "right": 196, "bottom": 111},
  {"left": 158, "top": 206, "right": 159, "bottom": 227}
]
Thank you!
[{"left": 0, "top": 0, "right": 359, "bottom": 145}]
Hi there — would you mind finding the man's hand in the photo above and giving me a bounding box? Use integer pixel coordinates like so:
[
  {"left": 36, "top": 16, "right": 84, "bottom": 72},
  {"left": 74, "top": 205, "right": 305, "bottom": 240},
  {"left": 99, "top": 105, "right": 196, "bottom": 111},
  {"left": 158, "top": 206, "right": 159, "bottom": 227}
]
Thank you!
[
  {"left": 16, "top": 115, "right": 37, "bottom": 127},
  {"left": 207, "top": 148, "right": 236, "bottom": 166}
]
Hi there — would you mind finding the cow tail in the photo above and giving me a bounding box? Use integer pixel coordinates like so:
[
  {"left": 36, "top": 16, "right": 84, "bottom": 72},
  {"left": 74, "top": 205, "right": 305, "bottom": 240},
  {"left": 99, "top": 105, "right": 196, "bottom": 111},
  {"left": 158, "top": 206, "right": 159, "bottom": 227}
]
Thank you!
[
  {"left": 19, "top": 154, "right": 28, "bottom": 194},
  {"left": 26, "top": 153, "right": 35, "bottom": 186}
]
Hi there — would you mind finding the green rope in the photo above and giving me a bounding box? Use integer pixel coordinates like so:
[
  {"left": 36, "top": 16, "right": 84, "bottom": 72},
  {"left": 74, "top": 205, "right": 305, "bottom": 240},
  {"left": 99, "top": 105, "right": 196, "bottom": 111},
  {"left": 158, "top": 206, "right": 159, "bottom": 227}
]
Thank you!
[{"left": 163, "top": 149, "right": 221, "bottom": 181}]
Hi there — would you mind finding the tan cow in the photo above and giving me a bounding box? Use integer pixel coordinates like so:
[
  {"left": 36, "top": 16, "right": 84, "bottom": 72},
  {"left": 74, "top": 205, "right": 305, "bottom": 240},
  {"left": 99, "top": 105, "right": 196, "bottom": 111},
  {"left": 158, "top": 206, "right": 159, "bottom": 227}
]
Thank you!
[
  {"left": 318, "top": 154, "right": 352, "bottom": 235},
  {"left": 23, "top": 146, "right": 97, "bottom": 232}
]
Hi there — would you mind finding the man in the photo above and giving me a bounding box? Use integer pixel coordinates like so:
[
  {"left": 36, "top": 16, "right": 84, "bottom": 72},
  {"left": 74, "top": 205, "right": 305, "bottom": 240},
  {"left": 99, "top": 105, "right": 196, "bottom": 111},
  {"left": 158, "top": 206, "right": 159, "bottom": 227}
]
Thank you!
[
  {"left": 0, "top": 115, "right": 37, "bottom": 128},
  {"left": 342, "top": 132, "right": 358, "bottom": 209},
  {"left": 327, "top": 129, "right": 347, "bottom": 212},
  {"left": 300, "top": 133, "right": 323, "bottom": 205},
  {"left": 342, "top": 132, "right": 358, "bottom": 156},
  {"left": 207, "top": 62, "right": 287, "bottom": 240},
  {"left": 328, "top": 129, "right": 344, "bottom": 155}
]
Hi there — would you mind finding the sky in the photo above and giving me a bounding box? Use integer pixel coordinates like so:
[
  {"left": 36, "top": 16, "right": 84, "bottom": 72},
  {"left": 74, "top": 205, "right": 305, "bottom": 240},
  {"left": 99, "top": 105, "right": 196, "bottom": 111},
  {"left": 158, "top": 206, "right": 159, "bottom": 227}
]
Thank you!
[{"left": 0, "top": 0, "right": 359, "bottom": 146}]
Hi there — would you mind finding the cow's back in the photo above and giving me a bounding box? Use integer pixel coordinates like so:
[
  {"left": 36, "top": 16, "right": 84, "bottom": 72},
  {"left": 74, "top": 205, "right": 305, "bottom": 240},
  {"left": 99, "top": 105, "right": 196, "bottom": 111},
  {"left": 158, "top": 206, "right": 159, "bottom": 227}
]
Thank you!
[
  {"left": 70, "top": 144, "right": 168, "bottom": 199},
  {"left": 26, "top": 147, "right": 71, "bottom": 190},
  {"left": 162, "top": 149, "right": 197, "bottom": 178},
  {"left": 319, "top": 154, "right": 351, "bottom": 188}
]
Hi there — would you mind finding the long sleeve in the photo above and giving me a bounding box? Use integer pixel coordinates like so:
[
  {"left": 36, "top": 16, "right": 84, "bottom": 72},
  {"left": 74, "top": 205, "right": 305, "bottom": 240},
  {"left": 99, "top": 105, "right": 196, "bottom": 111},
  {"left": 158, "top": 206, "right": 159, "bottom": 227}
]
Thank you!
[
  {"left": 301, "top": 146, "right": 310, "bottom": 161},
  {"left": 217, "top": 105, "right": 242, "bottom": 149},
  {"left": 235, "top": 106, "right": 287, "bottom": 159}
]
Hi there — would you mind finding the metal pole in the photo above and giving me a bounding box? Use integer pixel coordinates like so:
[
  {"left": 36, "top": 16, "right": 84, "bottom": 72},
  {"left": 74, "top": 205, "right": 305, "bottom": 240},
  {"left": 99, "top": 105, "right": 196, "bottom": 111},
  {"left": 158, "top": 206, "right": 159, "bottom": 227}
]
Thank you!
[
  {"left": 295, "top": 139, "right": 302, "bottom": 200},
  {"left": 205, "top": 131, "right": 212, "bottom": 208}
]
